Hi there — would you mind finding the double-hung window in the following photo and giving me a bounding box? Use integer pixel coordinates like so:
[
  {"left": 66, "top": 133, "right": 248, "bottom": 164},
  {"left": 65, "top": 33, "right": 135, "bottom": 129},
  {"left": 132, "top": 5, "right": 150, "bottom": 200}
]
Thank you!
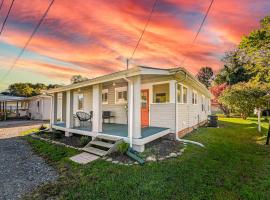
[
  {"left": 78, "top": 93, "right": 84, "bottom": 110},
  {"left": 102, "top": 89, "right": 108, "bottom": 104},
  {"left": 153, "top": 83, "right": 170, "bottom": 103},
  {"left": 115, "top": 87, "right": 127, "bottom": 104},
  {"left": 177, "top": 84, "right": 188, "bottom": 104},
  {"left": 192, "top": 91, "right": 198, "bottom": 105}
]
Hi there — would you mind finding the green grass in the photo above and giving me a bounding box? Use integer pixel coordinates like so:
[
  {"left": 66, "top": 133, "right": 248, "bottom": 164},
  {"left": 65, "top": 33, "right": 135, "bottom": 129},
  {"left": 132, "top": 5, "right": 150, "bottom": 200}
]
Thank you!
[{"left": 25, "top": 118, "right": 270, "bottom": 200}]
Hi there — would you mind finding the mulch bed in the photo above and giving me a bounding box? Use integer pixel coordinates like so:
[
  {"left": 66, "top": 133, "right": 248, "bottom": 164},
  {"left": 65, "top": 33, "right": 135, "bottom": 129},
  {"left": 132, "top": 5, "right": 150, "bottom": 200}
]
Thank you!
[
  {"left": 36, "top": 131, "right": 91, "bottom": 148},
  {"left": 108, "top": 136, "right": 185, "bottom": 164}
]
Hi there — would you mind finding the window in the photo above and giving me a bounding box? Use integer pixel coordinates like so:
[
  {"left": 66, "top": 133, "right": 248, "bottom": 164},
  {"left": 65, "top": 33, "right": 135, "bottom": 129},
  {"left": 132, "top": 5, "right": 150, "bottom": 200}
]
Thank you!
[
  {"left": 177, "top": 84, "right": 188, "bottom": 104},
  {"left": 115, "top": 87, "right": 127, "bottom": 104},
  {"left": 153, "top": 83, "right": 170, "bottom": 103},
  {"left": 102, "top": 89, "right": 108, "bottom": 104},
  {"left": 201, "top": 95, "right": 205, "bottom": 111},
  {"left": 78, "top": 93, "right": 84, "bottom": 110},
  {"left": 177, "top": 84, "right": 182, "bottom": 103},
  {"left": 183, "top": 87, "right": 187, "bottom": 103},
  {"left": 192, "top": 91, "right": 197, "bottom": 104}
]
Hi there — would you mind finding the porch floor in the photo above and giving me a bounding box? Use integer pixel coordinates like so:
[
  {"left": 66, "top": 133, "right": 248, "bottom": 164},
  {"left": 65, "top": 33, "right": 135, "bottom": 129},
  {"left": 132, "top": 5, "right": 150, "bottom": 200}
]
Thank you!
[{"left": 54, "top": 122, "right": 169, "bottom": 138}]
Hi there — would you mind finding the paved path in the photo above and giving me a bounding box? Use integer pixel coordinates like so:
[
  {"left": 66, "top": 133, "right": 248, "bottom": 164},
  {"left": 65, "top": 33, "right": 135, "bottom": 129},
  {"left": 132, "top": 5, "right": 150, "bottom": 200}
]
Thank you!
[
  {"left": 0, "top": 121, "right": 58, "bottom": 200},
  {"left": 0, "top": 120, "right": 46, "bottom": 139}
]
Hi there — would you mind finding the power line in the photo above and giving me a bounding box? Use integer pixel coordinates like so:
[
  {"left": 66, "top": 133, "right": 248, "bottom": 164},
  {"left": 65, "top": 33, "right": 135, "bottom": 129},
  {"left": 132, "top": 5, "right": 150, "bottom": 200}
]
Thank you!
[
  {"left": 129, "top": 0, "right": 158, "bottom": 60},
  {"left": 180, "top": 0, "right": 214, "bottom": 66},
  {"left": 0, "top": 0, "right": 4, "bottom": 12},
  {"left": 0, "top": 0, "right": 55, "bottom": 82},
  {"left": 0, "top": 0, "right": 14, "bottom": 35}
]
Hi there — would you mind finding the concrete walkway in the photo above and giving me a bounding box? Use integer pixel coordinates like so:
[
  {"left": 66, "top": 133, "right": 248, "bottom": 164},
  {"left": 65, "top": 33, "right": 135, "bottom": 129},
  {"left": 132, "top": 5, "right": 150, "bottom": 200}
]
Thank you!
[{"left": 0, "top": 120, "right": 58, "bottom": 200}]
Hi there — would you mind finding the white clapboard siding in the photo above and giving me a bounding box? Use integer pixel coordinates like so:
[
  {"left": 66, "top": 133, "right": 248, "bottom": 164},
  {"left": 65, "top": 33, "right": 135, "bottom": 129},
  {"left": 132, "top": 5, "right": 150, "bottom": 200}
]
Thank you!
[{"left": 150, "top": 103, "right": 175, "bottom": 132}]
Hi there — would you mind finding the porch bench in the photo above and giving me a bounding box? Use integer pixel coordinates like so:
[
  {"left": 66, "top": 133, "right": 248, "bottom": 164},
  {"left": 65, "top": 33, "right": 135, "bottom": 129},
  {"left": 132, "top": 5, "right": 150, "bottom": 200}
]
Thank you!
[{"left": 102, "top": 111, "right": 115, "bottom": 123}]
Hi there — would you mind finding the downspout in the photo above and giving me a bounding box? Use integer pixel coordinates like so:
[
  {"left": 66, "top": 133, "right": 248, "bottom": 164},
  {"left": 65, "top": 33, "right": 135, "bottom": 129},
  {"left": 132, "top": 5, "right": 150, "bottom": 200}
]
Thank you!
[
  {"left": 123, "top": 77, "right": 133, "bottom": 148},
  {"left": 174, "top": 70, "right": 204, "bottom": 148}
]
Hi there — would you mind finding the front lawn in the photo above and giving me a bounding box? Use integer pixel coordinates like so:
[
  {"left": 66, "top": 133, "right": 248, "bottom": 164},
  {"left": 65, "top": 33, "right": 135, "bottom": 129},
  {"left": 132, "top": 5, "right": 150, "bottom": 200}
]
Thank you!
[{"left": 24, "top": 118, "right": 270, "bottom": 200}]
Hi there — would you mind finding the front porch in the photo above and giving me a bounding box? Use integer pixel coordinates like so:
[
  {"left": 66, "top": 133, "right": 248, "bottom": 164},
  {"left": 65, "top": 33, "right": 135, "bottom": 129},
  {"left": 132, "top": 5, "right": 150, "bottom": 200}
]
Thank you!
[
  {"left": 50, "top": 73, "right": 175, "bottom": 152},
  {"left": 53, "top": 122, "right": 171, "bottom": 150}
]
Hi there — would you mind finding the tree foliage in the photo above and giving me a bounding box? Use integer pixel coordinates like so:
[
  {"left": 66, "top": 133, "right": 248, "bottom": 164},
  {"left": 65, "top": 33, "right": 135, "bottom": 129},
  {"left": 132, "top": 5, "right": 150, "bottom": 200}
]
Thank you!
[
  {"left": 196, "top": 67, "right": 214, "bottom": 88},
  {"left": 214, "top": 50, "right": 250, "bottom": 85},
  {"left": 2, "top": 83, "right": 60, "bottom": 97},
  {"left": 71, "top": 75, "right": 88, "bottom": 84},
  {"left": 219, "top": 82, "right": 269, "bottom": 119},
  {"left": 210, "top": 83, "right": 229, "bottom": 115}
]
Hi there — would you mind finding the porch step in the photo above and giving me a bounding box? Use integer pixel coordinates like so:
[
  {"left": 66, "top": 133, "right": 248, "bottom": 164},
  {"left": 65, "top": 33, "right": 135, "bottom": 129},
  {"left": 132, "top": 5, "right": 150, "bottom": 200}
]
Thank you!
[
  {"left": 82, "top": 135, "right": 123, "bottom": 156},
  {"left": 91, "top": 141, "right": 114, "bottom": 148},
  {"left": 97, "top": 135, "right": 120, "bottom": 142},
  {"left": 83, "top": 146, "right": 107, "bottom": 156}
]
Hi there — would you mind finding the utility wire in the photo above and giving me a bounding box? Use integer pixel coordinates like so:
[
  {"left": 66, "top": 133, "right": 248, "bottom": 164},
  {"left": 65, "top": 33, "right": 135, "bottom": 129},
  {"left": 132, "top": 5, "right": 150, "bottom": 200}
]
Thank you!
[
  {"left": 0, "top": 0, "right": 4, "bottom": 12},
  {"left": 179, "top": 0, "right": 214, "bottom": 66},
  {"left": 129, "top": 0, "right": 158, "bottom": 60},
  {"left": 0, "top": 0, "right": 55, "bottom": 82},
  {"left": 0, "top": 0, "right": 14, "bottom": 35}
]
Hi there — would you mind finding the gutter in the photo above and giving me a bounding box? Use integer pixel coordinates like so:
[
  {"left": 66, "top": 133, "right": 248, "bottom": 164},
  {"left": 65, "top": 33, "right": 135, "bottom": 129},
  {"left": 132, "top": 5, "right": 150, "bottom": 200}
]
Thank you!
[{"left": 174, "top": 70, "right": 205, "bottom": 148}]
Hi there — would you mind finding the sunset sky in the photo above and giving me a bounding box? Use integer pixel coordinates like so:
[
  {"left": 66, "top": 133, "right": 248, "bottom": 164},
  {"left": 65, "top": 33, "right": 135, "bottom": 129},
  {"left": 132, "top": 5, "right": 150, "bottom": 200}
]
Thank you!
[{"left": 0, "top": 0, "right": 269, "bottom": 91}]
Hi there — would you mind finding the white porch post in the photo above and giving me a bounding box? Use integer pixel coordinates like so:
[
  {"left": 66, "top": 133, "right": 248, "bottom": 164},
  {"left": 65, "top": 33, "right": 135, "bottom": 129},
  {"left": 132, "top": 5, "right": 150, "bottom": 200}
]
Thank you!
[
  {"left": 170, "top": 80, "right": 177, "bottom": 103},
  {"left": 65, "top": 90, "right": 73, "bottom": 137},
  {"left": 50, "top": 93, "right": 58, "bottom": 129},
  {"left": 128, "top": 76, "right": 143, "bottom": 152},
  {"left": 62, "top": 92, "right": 67, "bottom": 123},
  {"left": 92, "top": 84, "right": 102, "bottom": 133}
]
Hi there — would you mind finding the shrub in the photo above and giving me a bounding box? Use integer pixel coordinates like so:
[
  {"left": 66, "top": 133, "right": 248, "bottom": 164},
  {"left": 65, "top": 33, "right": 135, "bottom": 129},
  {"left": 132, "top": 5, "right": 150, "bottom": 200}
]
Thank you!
[
  {"left": 52, "top": 131, "right": 63, "bottom": 139},
  {"left": 80, "top": 136, "right": 90, "bottom": 146},
  {"left": 116, "top": 142, "right": 129, "bottom": 154}
]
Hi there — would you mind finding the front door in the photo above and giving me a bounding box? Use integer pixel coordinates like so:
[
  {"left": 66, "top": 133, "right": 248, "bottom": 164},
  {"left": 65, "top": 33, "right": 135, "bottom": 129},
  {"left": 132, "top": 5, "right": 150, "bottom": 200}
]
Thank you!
[{"left": 141, "top": 89, "right": 149, "bottom": 127}]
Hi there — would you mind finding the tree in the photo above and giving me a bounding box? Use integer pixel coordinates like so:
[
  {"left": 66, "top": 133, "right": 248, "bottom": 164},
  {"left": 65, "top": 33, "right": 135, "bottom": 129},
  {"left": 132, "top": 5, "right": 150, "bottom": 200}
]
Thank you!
[
  {"left": 196, "top": 67, "right": 214, "bottom": 88},
  {"left": 71, "top": 75, "right": 88, "bottom": 84},
  {"left": 219, "top": 82, "right": 270, "bottom": 131},
  {"left": 1, "top": 83, "right": 61, "bottom": 97},
  {"left": 214, "top": 50, "right": 250, "bottom": 85},
  {"left": 238, "top": 15, "right": 270, "bottom": 83},
  {"left": 210, "top": 83, "right": 229, "bottom": 115}
]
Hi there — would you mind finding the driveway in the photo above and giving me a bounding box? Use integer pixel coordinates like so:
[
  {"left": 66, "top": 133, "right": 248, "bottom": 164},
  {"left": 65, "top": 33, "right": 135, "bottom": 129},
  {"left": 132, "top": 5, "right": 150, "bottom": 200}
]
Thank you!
[{"left": 0, "top": 120, "right": 58, "bottom": 200}]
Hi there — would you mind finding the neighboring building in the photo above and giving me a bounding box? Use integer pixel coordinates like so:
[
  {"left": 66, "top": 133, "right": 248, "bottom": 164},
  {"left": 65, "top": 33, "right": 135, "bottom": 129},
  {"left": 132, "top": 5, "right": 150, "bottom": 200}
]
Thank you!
[
  {"left": 28, "top": 95, "right": 52, "bottom": 120},
  {"left": 0, "top": 94, "right": 51, "bottom": 121},
  {"left": 48, "top": 66, "right": 211, "bottom": 152}
]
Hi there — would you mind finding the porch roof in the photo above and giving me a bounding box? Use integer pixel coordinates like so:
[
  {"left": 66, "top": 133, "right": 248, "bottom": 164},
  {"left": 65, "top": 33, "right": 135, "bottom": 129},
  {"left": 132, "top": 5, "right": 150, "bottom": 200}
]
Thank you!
[
  {"left": 0, "top": 95, "right": 26, "bottom": 102},
  {"left": 46, "top": 66, "right": 211, "bottom": 98}
]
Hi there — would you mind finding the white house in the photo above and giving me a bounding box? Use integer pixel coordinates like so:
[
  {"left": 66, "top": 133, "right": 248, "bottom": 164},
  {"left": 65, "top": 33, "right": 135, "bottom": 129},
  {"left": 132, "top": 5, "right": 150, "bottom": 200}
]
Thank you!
[
  {"left": 27, "top": 94, "right": 52, "bottom": 120},
  {"left": 47, "top": 66, "right": 211, "bottom": 152}
]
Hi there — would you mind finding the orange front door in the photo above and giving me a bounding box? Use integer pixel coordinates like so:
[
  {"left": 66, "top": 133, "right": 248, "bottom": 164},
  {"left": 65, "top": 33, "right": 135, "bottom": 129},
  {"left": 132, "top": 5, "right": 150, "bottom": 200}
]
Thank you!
[{"left": 141, "top": 89, "right": 149, "bottom": 127}]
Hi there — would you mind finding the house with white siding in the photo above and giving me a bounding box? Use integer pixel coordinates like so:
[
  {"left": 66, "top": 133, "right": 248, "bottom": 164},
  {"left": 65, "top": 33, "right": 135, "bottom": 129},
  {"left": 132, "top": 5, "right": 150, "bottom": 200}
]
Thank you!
[{"left": 47, "top": 66, "right": 211, "bottom": 152}]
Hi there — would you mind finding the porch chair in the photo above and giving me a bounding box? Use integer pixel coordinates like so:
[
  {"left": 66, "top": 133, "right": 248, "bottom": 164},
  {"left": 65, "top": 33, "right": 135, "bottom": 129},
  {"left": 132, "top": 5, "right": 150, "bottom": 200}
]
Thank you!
[
  {"left": 102, "top": 111, "right": 115, "bottom": 123},
  {"left": 76, "top": 111, "right": 91, "bottom": 128}
]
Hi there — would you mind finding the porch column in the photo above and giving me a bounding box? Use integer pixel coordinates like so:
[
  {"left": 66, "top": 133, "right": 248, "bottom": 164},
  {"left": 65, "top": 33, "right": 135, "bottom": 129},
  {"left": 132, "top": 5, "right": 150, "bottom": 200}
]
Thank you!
[
  {"left": 169, "top": 80, "right": 177, "bottom": 103},
  {"left": 65, "top": 90, "right": 73, "bottom": 137},
  {"left": 62, "top": 92, "right": 67, "bottom": 123},
  {"left": 128, "top": 76, "right": 143, "bottom": 152},
  {"left": 0, "top": 102, "right": 2, "bottom": 112},
  {"left": 50, "top": 93, "right": 58, "bottom": 127},
  {"left": 92, "top": 84, "right": 102, "bottom": 133},
  {"left": 16, "top": 101, "right": 19, "bottom": 117}
]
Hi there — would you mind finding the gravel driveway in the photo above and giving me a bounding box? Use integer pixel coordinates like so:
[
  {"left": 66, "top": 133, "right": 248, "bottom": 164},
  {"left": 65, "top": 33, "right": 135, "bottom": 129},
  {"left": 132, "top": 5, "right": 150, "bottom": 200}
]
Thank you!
[{"left": 0, "top": 121, "right": 58, "bottom": 200}]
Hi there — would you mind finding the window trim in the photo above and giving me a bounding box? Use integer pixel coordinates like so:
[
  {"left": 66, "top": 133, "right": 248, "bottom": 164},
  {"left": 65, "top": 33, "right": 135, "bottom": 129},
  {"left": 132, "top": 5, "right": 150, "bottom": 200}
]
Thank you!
[
  {"left": 192, "top": 90, "right": 198, "bottom": 105},
  {"left": 77, "top": 93, "right": 84, "bottom": 111},
  {"left": 102, "top": 89, "right": 109, "bottom": 104},
  {"left": 152, "top": 83, "right": 170, "bottom": 104},
  {"left": 177, "top": 83, "right": 188, "bottom": 104},
  {"left": 115, "top": 86, "right": 127, "bottom": 104}
]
